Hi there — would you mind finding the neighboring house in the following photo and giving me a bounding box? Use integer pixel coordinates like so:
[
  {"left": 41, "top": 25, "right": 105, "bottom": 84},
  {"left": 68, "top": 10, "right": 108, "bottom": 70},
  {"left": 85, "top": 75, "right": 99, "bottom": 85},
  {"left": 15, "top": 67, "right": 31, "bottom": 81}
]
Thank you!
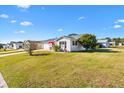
[
  {"left": 41, "top": 34, "right": 123, "bottom": 52},
  {"left": 9, "top": 41, "right": 24, "bottom": 49},
  {"left": 109, "top": 42, "right": 116, "bottom": 47},
  {"left": 56, "top": 35, "right": 85, "bottom": 52},
  {"left": 42, "top": 35, "right": 112, "bottom": 52},
  {"left": 97, "top": 39, "right": 109, "bottom": 48},
  {"left": 118, "top": 43, "right": 123, "bottom": 46},
  {"left": 30, "top": 41, "right": 43, "bottom": 49},
  {"left": 42, "top": 38, "right": 56, "bottom": 50},
  {"left": 2, "top": 44, "right": 8, "bottom": 49}
]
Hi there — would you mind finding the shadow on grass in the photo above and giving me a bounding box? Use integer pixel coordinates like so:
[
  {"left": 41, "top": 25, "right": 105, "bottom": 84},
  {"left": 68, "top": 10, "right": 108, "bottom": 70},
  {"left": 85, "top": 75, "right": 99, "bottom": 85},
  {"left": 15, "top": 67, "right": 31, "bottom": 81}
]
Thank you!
[
  {"left": 72, "top": 49, "right": 120, "bottom": 53},
  {"left": 32, "top": 53, "right": 51, "bottom": 56}
]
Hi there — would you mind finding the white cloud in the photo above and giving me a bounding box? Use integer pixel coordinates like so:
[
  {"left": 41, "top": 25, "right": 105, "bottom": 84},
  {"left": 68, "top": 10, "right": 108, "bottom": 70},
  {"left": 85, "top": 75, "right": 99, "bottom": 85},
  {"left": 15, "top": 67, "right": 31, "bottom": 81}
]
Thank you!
[
  {"left": 117, "top": 19, "right": 124, "bottom": 23},
  {"left": 17, "top": 5, "right": 30, "bottom": 9},
  {"left": 78, "top": 16, "right": 85, "bottom": 20},
  {"left": 10, "top": 20, "right": 16, "bottom": 23},
  {"left": 15, "top": 30, "right": 25, "bottom": 34},
  {"left": 20, "top": 21, "right": 33, "bottom": 26},
  {"left": 113, "top": 25, "right": 121, "bottom": 29},
  {"left": 0, "top": 14, "right": 9, "bottom": 19},
  {"left": 57, "top": 28, "right": 63, "bottom": 32},
  {"left": 115, "top": 19, "right": 124, "bottom": 23}
]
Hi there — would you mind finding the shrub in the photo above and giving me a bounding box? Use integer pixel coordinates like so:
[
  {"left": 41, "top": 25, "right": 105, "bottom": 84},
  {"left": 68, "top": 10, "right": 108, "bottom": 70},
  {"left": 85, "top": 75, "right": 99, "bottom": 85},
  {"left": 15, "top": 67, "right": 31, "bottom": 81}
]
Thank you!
[{"left": 53, "top": 45, "right": 60, "bottom": 52}]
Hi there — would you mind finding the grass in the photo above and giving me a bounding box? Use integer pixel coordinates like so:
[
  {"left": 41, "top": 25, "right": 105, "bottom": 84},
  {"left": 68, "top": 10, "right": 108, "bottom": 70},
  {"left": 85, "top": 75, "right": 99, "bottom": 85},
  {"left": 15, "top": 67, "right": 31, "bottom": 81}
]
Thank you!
[
  {"left": 0, "top": 49, "right": 12, "bottom": 52},
  {"left": 0, "top": 48, "right": 124, "bottom": 88},
  {"left": 0, "top": 49, "right": 24, "bottom": 55}
]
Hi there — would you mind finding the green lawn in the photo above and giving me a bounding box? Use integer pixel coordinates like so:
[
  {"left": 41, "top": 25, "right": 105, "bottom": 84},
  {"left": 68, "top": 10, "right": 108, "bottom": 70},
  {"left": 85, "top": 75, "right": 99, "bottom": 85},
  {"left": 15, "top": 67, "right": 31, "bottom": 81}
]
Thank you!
[
  {"left": 0, "top": 49, "right": 24, "bottom": 55},
  {"left": 0, "top": 48, "right": 124, "bottom": 88}
]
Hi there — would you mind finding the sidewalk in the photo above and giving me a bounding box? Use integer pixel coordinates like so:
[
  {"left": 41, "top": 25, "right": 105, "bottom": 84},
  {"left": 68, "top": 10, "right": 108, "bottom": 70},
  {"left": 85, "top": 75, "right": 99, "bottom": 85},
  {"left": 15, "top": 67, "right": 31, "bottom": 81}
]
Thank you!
[{"left": 0, "top": 73, "right": 8, "bottom": 88}]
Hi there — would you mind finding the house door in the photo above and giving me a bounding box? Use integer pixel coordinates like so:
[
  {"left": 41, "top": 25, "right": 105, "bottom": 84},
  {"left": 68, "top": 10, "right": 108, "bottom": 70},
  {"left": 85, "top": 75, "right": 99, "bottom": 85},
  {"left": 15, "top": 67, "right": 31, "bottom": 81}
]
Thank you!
[{"left": 59, "top": 41, "right": 67, "bottom": 51}]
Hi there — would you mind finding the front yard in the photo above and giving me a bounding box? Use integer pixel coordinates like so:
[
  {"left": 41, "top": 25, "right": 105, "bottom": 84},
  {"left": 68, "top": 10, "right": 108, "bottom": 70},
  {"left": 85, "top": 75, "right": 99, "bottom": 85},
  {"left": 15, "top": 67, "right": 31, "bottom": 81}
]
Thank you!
[
  {"left": 0, "top": 49, "right": 24, "bottom": 55},
  {"left": 0, "top": 48, "right": 124, "bottom": 87}
]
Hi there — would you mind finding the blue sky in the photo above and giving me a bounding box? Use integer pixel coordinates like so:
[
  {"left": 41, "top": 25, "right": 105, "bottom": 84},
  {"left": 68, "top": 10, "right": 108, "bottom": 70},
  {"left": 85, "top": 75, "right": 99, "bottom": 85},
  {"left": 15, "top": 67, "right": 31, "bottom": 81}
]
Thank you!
[{"left": 1, "top": 5, "right": 124, "bottom": 43}]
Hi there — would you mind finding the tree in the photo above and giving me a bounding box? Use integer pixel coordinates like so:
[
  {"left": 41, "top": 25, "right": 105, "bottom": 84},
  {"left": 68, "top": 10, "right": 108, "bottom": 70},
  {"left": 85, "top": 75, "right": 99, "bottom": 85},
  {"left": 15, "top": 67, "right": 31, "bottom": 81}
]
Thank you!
[
  {"left": 112, "top": 38, "right": 121, "bottom": 45},
  {"left": 105, "top": 37, "right": 111, "bottom": 42},
  {"left": 23, "top": 40, "right": 37, "bottom": 56},
  {"left": 79, "top": 34, "right": 97, "bottom": 50},
  {"left": 0, "top": 44, "right": 3, "bottom": 49}
]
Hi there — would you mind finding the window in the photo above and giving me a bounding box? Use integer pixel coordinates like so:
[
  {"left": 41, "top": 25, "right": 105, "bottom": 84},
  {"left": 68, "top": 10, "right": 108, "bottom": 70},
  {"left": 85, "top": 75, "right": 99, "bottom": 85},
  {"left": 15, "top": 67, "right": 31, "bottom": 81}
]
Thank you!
[
  {"left": 75, "top": 41, "right": 78, "bottom": 45},
  {"left": 72, "top": 41, "right": 78, "bottom": 46},
  {"left": 72, "top": 41, "right": 75, "bottom": 45},
  {"left": 59, "top": 41, "right": 66, "bottom": 48}
]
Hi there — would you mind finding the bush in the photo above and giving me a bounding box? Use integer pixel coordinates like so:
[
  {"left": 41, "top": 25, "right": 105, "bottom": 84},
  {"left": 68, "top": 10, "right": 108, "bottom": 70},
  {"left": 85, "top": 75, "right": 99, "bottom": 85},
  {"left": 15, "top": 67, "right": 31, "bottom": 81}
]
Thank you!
[
  {"left": 96, "top": 45, "right": 100, "bottom": 49},
  {"left": 79, "top": 34, "right": 97, "bottom": 50},
  {"left": 53, "top": 45, "right": 60, "bottom": 52},
  {"left": 95, "top": 44, "right": 102, "bottom": 49}
]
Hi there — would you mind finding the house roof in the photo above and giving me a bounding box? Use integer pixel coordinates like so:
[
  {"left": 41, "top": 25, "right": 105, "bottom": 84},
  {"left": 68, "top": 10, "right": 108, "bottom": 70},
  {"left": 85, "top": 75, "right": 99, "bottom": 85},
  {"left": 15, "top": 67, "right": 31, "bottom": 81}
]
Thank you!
[
  {"left": 10, "top": 41, "right": 23, "bottom": 44},
  {"left": 56, "top": 34, "right": 81, "bottom": 41},
  {"left": 97, "top": 39, "right": 108, "bottom": 43},
  {"left": 42, "top": 38, "right": 56, "bottom": 43}
]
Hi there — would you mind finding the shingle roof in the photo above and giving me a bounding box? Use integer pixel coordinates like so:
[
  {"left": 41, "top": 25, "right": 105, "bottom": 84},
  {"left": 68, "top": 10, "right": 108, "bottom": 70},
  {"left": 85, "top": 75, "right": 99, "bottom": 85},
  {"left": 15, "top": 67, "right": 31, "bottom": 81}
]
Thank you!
[
  {"left": 56, "top": 34, "right": 81, "bottom": 41},
  {"left": 97, "top": 39, "right": 108, "bottom": 43}
]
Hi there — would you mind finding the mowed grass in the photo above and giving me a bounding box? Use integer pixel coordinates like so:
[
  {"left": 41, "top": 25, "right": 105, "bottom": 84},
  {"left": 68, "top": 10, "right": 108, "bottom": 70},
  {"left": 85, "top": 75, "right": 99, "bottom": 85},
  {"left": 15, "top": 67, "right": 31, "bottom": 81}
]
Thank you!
[
  {"left": 0, "top": 48, "right": 124, "bottom": 88},
  {"left": 0, "top": 49, "right": 24, "bottom": 55}
]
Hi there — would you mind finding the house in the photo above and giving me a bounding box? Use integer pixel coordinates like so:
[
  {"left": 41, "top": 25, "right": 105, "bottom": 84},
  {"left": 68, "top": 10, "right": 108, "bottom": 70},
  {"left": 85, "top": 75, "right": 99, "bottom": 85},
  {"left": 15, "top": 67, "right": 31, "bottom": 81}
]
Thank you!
[
  {"left": 56, "top": 35, "right": 85, "bottom": 52},
  {"left": 97, "top": 39, "right": 109, "bottom": 48},
  {"left": 42, "top": 34, "right": 119, "bottom": 52},
  {"left": 41, "top": 35, "right": 85, "bottom": 52},
  {"left": 118, "top": 43, "right": 123, "bottom": 46},
  {"left": 2, "top": 44, "right": 8, "bottom": 49},
  {"left": 109, "top": 42, "right": 116, "bottom": 47},
  {"left": 9, "top": 41, "right": 24, "bottom": 49},
  {"left": 42, "top": 38, "right": 56, "bottom": 50},
  {"left": 30, "top": 40, "right": 43, "bottom": 49}
]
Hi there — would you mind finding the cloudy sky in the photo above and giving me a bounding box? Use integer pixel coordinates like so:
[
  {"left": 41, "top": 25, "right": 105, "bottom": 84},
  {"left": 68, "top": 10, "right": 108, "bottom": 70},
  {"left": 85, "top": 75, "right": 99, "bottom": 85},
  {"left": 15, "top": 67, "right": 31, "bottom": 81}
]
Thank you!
[{"left": 1, "top": 5, "right": 124, "bottom": 43}]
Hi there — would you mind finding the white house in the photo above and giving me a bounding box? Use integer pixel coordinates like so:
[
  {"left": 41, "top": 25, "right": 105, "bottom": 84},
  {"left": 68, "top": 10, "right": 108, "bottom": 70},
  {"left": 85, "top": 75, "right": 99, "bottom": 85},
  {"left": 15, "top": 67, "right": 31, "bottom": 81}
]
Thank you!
[
  {"left": 56, "top": 35, "right": 85, "bottom": 52},
  {"left": 109, "top": 42, "right": 116, "bottom": 47},
  {"left": 119, "top": 43, "right": 123, "bottom": 46},
  {"left": 42, "top": 39, "right": 56, "bottom": 51},
  {"left": 9, "top": 41, "right": 23, "bottom": 49},
  {"left": 42, "top": 34, "right": 116, "bottom": 52},
  {"left": 97, "top": 39, "right": 109, "bottom": 48}
]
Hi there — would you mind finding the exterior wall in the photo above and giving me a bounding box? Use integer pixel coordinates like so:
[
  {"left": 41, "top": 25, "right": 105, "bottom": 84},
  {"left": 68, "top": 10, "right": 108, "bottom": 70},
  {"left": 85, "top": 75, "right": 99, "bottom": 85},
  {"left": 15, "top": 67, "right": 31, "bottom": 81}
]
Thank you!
[
  {"left": 13, "top": 43, "right": 23, "bottom": 49},
  {"left": 70, "top": 38, "right": 85, "bottom": 51},
  {"left": 109, "top": 42, "right": 116, "bottom": 47},
  {"left": 57, "top": 38, "right": 71, "bottom": 52},
  {"left": 99, "top": 42, "right": 109, "bottom": 48},
  {"left": 43, "top": 43, "right": 53, "bottom": 50},
  {"left": 119, "top": 43, "right": 123, "bottom": 46},
  {"left": 57, "top": 38, "right": 85, "bottom": 52},
  {"left": 37, "top": 43, "right": 42, "bottom": 49},
  {"left": 97, "top": 39, "right": 109, "bottom": 48},
  {"left": 2, "top": 45, "right": 7, "bottom": 49}
]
